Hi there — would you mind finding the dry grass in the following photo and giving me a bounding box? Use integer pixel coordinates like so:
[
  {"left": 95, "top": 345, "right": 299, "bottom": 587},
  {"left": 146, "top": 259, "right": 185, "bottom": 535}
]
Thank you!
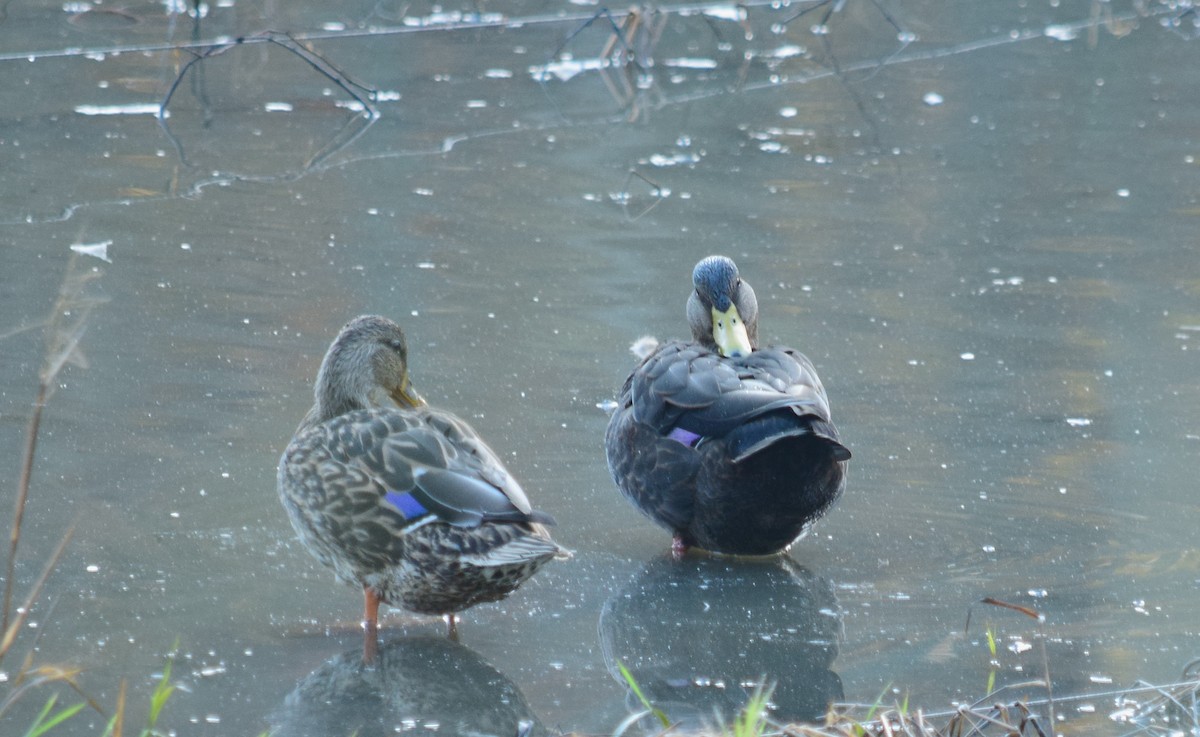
[
  {"left": 558, "top": 674, "right": 1200, "bottom": 737},
  {"left": 2, "top": 253, "right": 108, "bottom": 721},
  {"left": 586, "top": 596, "right": 1200, "bottom": 737}
]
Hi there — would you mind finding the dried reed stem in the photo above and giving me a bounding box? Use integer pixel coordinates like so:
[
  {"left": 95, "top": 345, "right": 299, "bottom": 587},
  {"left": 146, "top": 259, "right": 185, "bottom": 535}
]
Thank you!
[{"left": 1, "top": 251, "right": 106, "bottom": 648}]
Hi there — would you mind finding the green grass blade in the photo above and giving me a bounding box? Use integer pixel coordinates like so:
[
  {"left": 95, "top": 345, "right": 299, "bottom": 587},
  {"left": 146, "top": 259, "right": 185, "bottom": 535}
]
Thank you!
[
  {"left": 23, "top": 694, "right": 85, "bottom": 737},
  {"left": 616, "top": 660, "right": 670, "bottom": 729},
  {"left": 726, "top": 682, "right": 774, "bottom": 737},
  {"left": 864, "top": 683, "right": 890, "bottom": 721},
  {"left": 146, "top": 660, "right": 176, "bottom": 728},
  {"left": 22, "top": 696, "right": 57, "bottom": 737}
]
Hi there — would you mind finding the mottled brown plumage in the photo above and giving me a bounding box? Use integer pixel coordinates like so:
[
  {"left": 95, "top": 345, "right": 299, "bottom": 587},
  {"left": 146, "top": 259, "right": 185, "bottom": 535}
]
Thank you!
[{"left": 278, "top": 316, "right": 566, "bottom": 647}]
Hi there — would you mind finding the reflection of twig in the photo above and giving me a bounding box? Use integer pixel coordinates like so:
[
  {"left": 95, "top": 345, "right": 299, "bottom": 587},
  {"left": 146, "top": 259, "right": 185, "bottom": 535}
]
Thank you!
[
  {"left": 1088, "top": 0, "right": 1141, "bottom": 47},
  {"left": 783, "top": 0, "right": 912, "bottom": 71},
  {"left": 600, "top": 6, "right": 668, "bottom": 72},
  {"left": 780, "top": 0, "right": 911, "bottom": 151},
  {"left": 159, "top": 30, "right": 380, "bottom": 120},
  {"left": 618, "top": 169, "right": 669, "bottom": 221},
  {"left": 539, "top": 7, "right": 645, "bottom": 82},
  {"left": 302, "top": 110, "right": 380, "bottom": 171},
  {"left": 156, "top": 31, "right": 380, "bottom": 175},
  {"left": 6, "top": 2, "right": 1177, "bottom": 228},
  {"left": 537, "top": 6, "right": 677, "bottom": 120},
  {"left": 186, "top": 2, "right": 214, "bottom": 127}
]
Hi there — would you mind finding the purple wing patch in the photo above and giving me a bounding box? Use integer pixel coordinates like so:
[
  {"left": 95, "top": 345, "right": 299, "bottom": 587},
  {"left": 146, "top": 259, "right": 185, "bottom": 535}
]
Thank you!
[
  {"left": 384, "top": 491, "right": 428, "bottom": 519},
  {"left": 667, "top": 427, "right": 702, "bottom": 447}
]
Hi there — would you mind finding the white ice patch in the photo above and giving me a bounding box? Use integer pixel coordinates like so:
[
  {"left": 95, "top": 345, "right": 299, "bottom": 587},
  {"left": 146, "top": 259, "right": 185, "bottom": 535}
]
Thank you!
[
  {"left": 70, "top": 240, "right": 113, "bottom": 263},
  {"left": 529, "top": 57, "right": 606, "bottom": 82},
  {"left": 1044, "top": 24, "right": 1079, "bottom": 41},
  {"left": 75, "top": 103, "right": 162, "bottom": 116}
]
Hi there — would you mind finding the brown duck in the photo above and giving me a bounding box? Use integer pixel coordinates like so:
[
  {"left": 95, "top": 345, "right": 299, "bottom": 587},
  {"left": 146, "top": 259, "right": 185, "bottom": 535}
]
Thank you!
[{"left": 278, "top": 316, "right": 567, "bottom": 654}]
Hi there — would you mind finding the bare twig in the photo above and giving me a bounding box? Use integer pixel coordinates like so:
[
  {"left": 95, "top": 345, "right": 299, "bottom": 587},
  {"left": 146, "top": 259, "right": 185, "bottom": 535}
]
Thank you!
[
  {"left": 2, "top": 380, "right": 47, "bottom": 636},
  {"left": 0, "top": 524, "right": 75, "bottom": 659},
  {"left": 964, "top": 597, "right": 1044, "bottom": 635}
]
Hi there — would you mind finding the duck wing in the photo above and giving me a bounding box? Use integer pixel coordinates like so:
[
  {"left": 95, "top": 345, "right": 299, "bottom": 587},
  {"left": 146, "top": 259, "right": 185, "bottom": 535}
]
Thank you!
[
  {"left": 298, "top": 408, "right": 554, "bottom": 533},
  {"left": 628, "top": 342, "right": 850, "bottom": 461},
  {"left": 400, "top": 407, "right": 556, "bottom": 527}
]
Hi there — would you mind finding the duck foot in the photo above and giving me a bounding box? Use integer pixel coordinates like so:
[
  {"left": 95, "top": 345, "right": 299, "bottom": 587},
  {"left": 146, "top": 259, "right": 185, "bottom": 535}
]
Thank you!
[
  {"left": 362, "top": 585, "right": 381, "bottom": 664},
  {"left": 671, "top": 535, "right": 690, "bottom": 560},
  {"left": 362, "top": 619, "right": 379, "bottom": 663},
  {"left": 444, "top": 614, "right": 460, "bottom": 641}
]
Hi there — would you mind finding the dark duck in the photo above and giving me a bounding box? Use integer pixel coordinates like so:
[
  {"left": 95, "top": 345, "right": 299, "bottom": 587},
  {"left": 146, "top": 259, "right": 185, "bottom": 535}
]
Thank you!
[{"left": 605, "top": 256, "right": 850, "bottom": 556}]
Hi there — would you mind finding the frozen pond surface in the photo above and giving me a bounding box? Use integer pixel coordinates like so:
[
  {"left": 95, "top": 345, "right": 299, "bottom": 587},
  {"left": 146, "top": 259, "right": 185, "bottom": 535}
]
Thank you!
[{"left": 1, "top": 0, "right": 1199, "bottom": 734}]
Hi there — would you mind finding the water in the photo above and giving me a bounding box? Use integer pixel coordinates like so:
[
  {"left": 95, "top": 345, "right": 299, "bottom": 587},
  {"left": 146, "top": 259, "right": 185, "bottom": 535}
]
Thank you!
[{"left": 1, "top": 1, "right": 1198, "bottom": 734}]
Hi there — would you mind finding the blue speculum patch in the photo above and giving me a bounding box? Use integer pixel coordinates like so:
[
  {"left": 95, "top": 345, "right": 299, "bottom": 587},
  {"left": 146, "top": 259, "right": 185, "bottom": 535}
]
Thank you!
[
  {"left": 384, "top": 490, "right": 428, "bottom": 519},
  {"left": 667, "top": 427, "right": 702, "bottom": 447}
]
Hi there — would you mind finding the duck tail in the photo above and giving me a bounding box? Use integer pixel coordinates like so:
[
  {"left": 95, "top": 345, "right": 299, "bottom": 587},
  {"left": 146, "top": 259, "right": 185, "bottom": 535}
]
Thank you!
[
  {"left": 525, "top": 508, "right": 558, "bottom": 526},
  {"left": 727, "top": 414, "right": 851, "bottom": 463},
  {"left": 809, "top": 418, "right": 852, "bottom": 461},
  {"left": 467, "top": 533, "right": 567, "bottom": 567}
]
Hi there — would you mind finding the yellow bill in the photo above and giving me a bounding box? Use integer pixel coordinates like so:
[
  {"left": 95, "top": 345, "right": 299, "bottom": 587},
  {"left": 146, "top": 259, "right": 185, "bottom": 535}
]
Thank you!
[
  {"left": 712, "top": 304, "right": 752, "bottom": 358},
  {"left": 387, "top": 374, "right": 424, "bottom": 409}
]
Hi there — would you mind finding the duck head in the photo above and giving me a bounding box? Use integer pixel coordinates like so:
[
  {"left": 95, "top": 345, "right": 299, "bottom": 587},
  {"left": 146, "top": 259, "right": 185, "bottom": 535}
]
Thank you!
[
  {"left": 686, "top": 255, "right": 759, "bottom": 358},
  {"left": 311, "top": 315, "right": 423, "bottom": 425}
]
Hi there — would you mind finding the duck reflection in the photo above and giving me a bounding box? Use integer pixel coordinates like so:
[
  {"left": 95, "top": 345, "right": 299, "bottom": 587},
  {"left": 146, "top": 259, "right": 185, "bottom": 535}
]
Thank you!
[
  {"left": 599, "top": 554, "right": 842, "bottom": 731},
  {"left": 270, "top": 636, "right": 545, "bottom": 737}
]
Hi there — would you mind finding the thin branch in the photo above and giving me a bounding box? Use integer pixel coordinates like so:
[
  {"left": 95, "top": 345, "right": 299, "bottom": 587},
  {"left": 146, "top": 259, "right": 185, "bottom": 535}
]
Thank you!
[
  {"left": 0, "top": 525, "right": 75, "bottom": 659},
  {"left": 2, "top": 381, "right": 47, "bottom": 636},
  {"left": 3, "top": 252, "right": 105, "bottom": 651}
]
